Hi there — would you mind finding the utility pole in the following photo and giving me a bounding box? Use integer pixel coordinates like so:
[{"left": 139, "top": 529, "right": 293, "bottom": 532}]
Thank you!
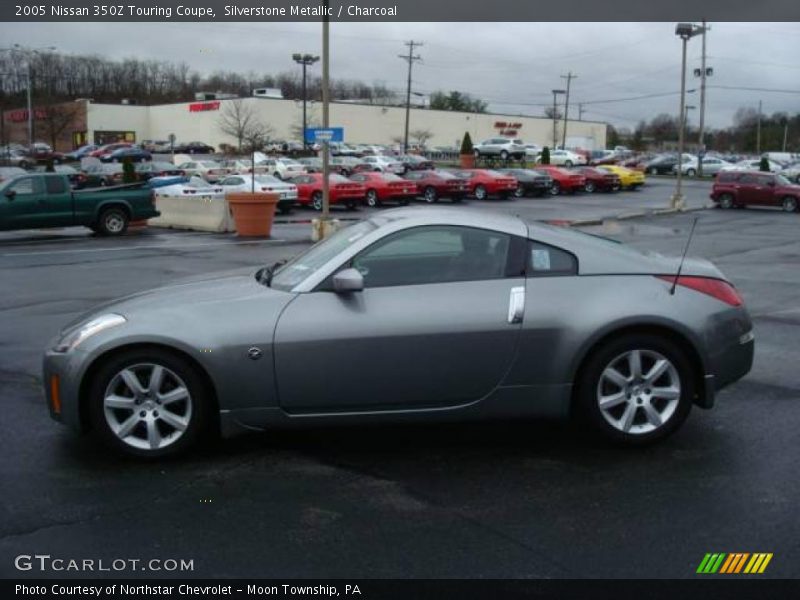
[
  {"left": 697, "top": 21, "right": 709, "bottom": 176},
  {"left": 399, "top": 41, "right": 422, "bottom": 154},
  {"left": 783, "top": 121, "right": 789, "bottom": 152},
  {"left": 321, "top": 5, "right": 330, "bottom": 223},
  {"left": 578, "top": 103, "right": 585, "bottom": 121},
  {"left": 756, "top": 100, "right": 762, "bottom": 154},
  {"left": 551, "top": 89, "right": 565, "bottom": 148},
  {"left": 560, "top": 72, "right": 577, "bottom": 149}
]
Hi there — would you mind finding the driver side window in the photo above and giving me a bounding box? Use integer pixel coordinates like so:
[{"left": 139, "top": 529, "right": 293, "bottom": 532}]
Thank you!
[{"left": 351, "top": 226, "right": 512, "bottom": 288}]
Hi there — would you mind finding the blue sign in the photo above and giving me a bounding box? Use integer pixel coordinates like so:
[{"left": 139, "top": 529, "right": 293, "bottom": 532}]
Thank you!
[{"left": 305, "top": 127, "right": 344, "bottom": 143}]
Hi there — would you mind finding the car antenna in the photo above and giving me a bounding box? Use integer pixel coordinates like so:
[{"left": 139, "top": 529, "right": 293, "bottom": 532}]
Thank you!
[{"left": 670, "top": 216, "right": 699, "bottom": 296}]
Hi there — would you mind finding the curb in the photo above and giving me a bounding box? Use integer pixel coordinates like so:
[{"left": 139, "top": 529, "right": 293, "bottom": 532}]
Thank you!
[{"left": 568, "top": 203, "right": 712, "bottom": 228}]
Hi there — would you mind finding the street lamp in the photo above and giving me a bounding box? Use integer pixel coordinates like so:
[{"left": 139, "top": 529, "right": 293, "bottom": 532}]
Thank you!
[
  {"left": 551, "top": 89, "right": 565, "bottom": 149},
  {"left": 10, "top": 44, "right": 57, "bottom": 148},
  {"left": 292, "top": 53, "right": 319, "bottom": 150},
  {"left": 672, "top": 23, "right": 706, "bottom": 209}
]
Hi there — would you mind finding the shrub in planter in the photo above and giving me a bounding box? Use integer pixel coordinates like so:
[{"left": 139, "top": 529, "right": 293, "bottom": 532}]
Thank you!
[
  {"left": 459, "top": 132, "right": 475, "bottom": 168},
  {"left": 122, "top": 157, "right": 137, "bottom": 183},
  {"left": 540, "top": 147, "right": 551, "bottom": 165}
]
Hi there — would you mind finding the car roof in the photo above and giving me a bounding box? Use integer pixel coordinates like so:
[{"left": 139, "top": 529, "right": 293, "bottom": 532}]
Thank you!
[{"left": 371, "top": 207, "right": 528, "bottom": 238}]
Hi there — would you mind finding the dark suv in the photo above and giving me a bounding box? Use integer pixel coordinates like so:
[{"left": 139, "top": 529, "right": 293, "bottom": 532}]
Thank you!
[{"left": 711, "top": 170, "right": 800, "bottom": 212}]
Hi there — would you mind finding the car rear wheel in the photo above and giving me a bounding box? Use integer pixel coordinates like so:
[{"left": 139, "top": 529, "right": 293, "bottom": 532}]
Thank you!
[
  {"left": 782, "top": 196, "right": 798, "bottom": 212},
  {"left": 648, "top": 167, "right": 657, "bottom": 175},
  {"left": 96, "top": 207, "right": 129, "bottom": 236},
  {"left": 584, "top": 181, "right": 596, "bottom": 193},
  {"left": 424, "top": 186, "right": 438, "bottom": 203},
  {"left": 311, "top": 191, "right": 323, "bottom": 211},
  {"left": 549, "top": 182, "right": 561, "bottom": 196},
  {"left": 88, "top": 349, "right": 211, "bottom": 458},
  {"left": 718, "top": 193, "right": 734, "bottom": 209},
  {"left": 565, "top": 160, "right": 573, "bottom": 167},
  {"left": 686, "top": 168, "right": 696, "bottom": 177},
  {"left": 514, "top": 185, "right": 525, "bottom": 198},
  {"left": 365, "top": 189, "right": 381, "bottom": 207},
  {"left": 500, "top": 150, "right": 509, "bottom": 160},
  {"left": 576, "top": 334, "right": 693, "bottom": 445},
  {"left": 474, "top": 185, "right": 488, "bottom": 200}
]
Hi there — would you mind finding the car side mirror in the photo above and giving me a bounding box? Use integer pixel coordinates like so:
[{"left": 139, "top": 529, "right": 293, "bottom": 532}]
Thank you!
[
  {"left": 4, "top": 189, "right": 15, "bottom": 200},
  {"left": 332, "top": 268, "right": 364, "bottom": 293}
]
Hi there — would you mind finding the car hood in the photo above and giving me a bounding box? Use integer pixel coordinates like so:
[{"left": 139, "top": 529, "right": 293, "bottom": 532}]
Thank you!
[{"left": 60, "top": 268, "right": 292, "bottom": 334}]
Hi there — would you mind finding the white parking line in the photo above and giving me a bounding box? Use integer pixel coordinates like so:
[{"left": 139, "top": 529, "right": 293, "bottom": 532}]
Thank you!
[{"left": 1, "top": 239, "right": 290, "bottom": 257}]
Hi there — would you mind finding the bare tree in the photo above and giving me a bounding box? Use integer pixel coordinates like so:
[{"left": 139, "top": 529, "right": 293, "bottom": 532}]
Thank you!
[
  {"left": 411, "top": 128, "right": 433, "bottom": 148},
  {"left": 217, "top": 99, "right": 267, "bottom": 152},
  {"left": 40, "top": 102, "right": 81, "bottom": 150}
]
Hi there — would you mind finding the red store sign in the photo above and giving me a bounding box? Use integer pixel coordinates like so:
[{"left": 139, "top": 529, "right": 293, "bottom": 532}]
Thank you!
[
  {"left": 188, "top": 101, "right": 221, "bottom": 113},
  {"left": 7, "top": 109, "right": 48, "bottom": 122},
  {"left": 494, "top": 121, "right": 522, "bottom": 137}
]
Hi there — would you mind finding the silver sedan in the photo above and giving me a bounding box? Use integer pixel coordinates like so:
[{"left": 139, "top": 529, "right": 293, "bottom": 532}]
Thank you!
[{"left": 43, "top": 208, "right": 754, "bottom": 457}]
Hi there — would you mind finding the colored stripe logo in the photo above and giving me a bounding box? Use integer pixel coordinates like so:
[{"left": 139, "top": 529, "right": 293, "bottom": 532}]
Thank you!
[{"left": 697, "top": 553, "right": 773, "bottom": 574}]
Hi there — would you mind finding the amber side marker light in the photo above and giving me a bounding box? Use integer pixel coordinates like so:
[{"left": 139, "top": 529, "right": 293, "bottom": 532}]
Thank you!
[{"left": 50, "top": 374, "right": 62, "bottom": 414}]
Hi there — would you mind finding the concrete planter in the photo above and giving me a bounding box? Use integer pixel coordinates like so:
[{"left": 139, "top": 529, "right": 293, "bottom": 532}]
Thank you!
[
  {"left": 227, "top": 192, "right": 279, "bottom": 237},
  {"left": 459, "top": 154, "right": 476, "bottom": 169}
]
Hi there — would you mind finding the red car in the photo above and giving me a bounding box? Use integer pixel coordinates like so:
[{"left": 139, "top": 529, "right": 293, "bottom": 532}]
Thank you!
[
  {"left": 287, "top": 173, "right": 366, "bottom": 211},
  {"left": 348, "top": 172, "right": 417, "bottom": 207},
  {"left": 710, "top": 170, "right": 800, "bottom": 212},
  {"left": 402, "top": 169, "right": 470, "bottom": 203},
  {"left": 89, "top": 143, "right": 133, "bottom": 158},
  {"left": 533, "top": 165, "right": 586, "bottom": 195},
  {"left": 451, "top": 169, "right": 517, "bottom": 200},
  {"left": 574, "top": 167, "right": 621, "bottom": 193}
]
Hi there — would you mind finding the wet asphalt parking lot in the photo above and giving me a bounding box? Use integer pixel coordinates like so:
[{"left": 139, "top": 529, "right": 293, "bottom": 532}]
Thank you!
[{"left": 1, "top": 177, "right": 798, "bottom": 578}]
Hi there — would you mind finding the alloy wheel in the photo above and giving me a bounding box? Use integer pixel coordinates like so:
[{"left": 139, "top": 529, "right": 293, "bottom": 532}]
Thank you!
[
  {"left": 103, "top": 363, "right": 193, "bottom": 451},
  {"left": 596, "top": 349, "right": 681, "bottom": 435},
  {"left": 366, "top": 190, "right": 379, "bottom": 207},
  {"left": 782, "top": 197, "right": 798, "bottom": 212},
  {"left": 424, "top": 187, "right": 437, "bottom": 203}
]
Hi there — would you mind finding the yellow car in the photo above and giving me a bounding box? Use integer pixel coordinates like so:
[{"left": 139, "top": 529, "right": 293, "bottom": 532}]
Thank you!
[{"left": 598, "top": 165, "right": 645, "bottom": 190}]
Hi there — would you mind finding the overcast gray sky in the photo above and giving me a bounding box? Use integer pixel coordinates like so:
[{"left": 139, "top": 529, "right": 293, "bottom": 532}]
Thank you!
[{"left": 3, "top": 21, "right": 799, "bottom": 129}]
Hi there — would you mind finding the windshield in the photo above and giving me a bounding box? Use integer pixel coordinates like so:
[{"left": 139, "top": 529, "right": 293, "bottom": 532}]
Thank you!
[
  {"left": 270, "top": 220, "right": 377, "bottom": 291},
  {"left": 776, "top": 174, "right": 792, "bottom": 186}
]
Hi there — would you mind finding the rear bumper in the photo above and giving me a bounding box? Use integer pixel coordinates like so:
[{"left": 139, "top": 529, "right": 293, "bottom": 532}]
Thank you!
[{"left": 700, "top": 332, "right": 755, "bottom": 408}]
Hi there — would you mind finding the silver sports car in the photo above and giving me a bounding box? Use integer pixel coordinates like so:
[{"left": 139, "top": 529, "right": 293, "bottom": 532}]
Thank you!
[{"left": 43, "top": 208, "right": 754, "bottom": 457}]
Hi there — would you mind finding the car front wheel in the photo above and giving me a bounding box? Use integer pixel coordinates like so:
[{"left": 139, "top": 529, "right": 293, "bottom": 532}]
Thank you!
[
  {"left": 365, "top": 189, "right": 380, "bottom": 207},
  {"left": 549, "top": 182, "right": 561, "bottom": 196},
  {"left": 87, "top": 349, "right": 212, "bottom": 458},
  {"left": 424, "top": 186, "right": 438, "bottom": 203},
  {"left": 782, "top": 196, "right": 798, "bottom": 212},
  {"left": 474, "top": 185, "right": 488, "bottom": 200},
  {"left": 514, "top": 185, "right": 525, "bottom": 198},
  {"left": 718, "top": 193, "right": 734, "bottom": 209},
  {"left": 576, "top": 334, "right": 693, "bottom": 445},
  {"left": 584, "top": 181, "right": 596, "bottom": 193},
  {"left": 311, "top": 191, "right": 323, "bottom": 211}
]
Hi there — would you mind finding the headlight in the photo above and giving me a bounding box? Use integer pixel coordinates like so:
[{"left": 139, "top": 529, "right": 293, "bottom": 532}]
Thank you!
[{"left": 53, "top": 314, "right": 127, "bottom": 353}]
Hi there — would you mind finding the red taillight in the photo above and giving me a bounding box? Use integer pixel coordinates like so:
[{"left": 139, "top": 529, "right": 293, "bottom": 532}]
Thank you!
[{"left": 656, "top": 275, "right": 743, "bottom": 306}]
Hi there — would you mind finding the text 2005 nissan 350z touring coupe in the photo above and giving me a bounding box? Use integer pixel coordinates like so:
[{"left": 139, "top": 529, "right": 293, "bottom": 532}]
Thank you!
[{"left": 43, "top": 208, "right": 754, "bottom": 457}]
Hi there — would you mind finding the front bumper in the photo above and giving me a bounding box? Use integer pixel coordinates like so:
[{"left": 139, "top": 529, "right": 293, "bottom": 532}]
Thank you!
[{"left": 42, "top": 346, "right": 89, "bottom": 431}]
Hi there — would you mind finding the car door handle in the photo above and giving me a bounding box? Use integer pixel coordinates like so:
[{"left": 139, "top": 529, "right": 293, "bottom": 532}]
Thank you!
[{"left": 507, "top": 286, "right": 525, "bottom": 324}]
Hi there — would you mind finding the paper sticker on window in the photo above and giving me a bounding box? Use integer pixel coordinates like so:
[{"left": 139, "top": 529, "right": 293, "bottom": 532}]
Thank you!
[{"left": 532, "top": 249, "right": 551, "bottom": 271}]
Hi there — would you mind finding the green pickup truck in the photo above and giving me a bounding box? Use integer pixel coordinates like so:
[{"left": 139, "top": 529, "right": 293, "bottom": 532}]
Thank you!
[{"left": 0, "top": 173, "right": 159, "bottom": 236}]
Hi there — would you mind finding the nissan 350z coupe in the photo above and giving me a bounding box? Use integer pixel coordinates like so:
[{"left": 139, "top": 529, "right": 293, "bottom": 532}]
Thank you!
[{"left": 43, "top": 208, "right": 754, "bottom": 457}]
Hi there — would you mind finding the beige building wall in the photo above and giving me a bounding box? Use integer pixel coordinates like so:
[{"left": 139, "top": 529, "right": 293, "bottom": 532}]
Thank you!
[{"left": 88, "top": 97, "right": 607, "bottom": 151}]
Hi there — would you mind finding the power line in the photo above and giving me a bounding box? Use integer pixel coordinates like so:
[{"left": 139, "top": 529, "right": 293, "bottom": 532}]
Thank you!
[{"left": 399, "top": 40, "right": 423, "bottom": 153}]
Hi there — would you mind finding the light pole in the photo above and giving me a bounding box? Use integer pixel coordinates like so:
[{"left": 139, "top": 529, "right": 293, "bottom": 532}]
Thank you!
[
  {"left": 551, "top": 89, "right": 565, "bottom": 149},
  {"left": 292, "top": 53, "right": 319, "bottom": 150},
  {"left": 672, "top": 23, "right": 705, "bottom": 210},
  {"left": 2, "top": 45, "right": 56, "bottom": 148}
]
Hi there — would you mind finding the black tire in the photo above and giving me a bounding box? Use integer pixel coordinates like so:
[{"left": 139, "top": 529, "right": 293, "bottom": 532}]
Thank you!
[
  {"left": 96, "top": 206, "right": 129, "bottom": 236},
  {"left": 584, "top": 181, "right": 596, "bottom": 193},
  {"left": 686, "top": 168, "right": 696, "bottom": 177},
  {"left": 473, "top": 149, "right": 480, "bottom": 158},
  {"left": 345, "top": 199, "right": 358, "bottom": 211},
  {"left": 575, "top": 333, "right": 694, "bottom": 445},
  {"left": 365, "top": 189, "right": 381, "bottom": 207},
  {"left": 718, "top": 193, "right": 734, "bottom": 209},
  {"left": 278, "top": 204, "right": 292, "bottom": 215},
  {"left": 474, "top": 185, "right": 488, "bottom": 200},
  {"left": 565, "top": 160, "right": 573, "bottom": 167},
  {"left": 311, "top": 191, "right": 323, "bottom": 211},
  {"left": 514, "top": 185, "right": 525, "bottom": 198},
  {"left": 782, "top": 196, "right": 798, "bottom": 213},
  {"left": 500, "top": 150, "right": 509, "bottom": 160},
  {"left": 549, "top": 182, "right": 561, "bottom": 196},
  {"left": 87, "top": 348, "right": 212, "bottom": 458},
  {"left": 273, "top": 172, "right": 282, "bottom": 180},
  {"left": 423, "top": 186, "right": 438, "bottom": 204},
  {"left": 648, "top": 167, "right": 657, "bottom": 175}
]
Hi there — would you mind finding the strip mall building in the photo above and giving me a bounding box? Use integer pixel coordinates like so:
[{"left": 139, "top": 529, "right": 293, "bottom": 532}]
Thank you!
[{"left": 1, "top": 97, "right": 607, "bottom": 153}]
